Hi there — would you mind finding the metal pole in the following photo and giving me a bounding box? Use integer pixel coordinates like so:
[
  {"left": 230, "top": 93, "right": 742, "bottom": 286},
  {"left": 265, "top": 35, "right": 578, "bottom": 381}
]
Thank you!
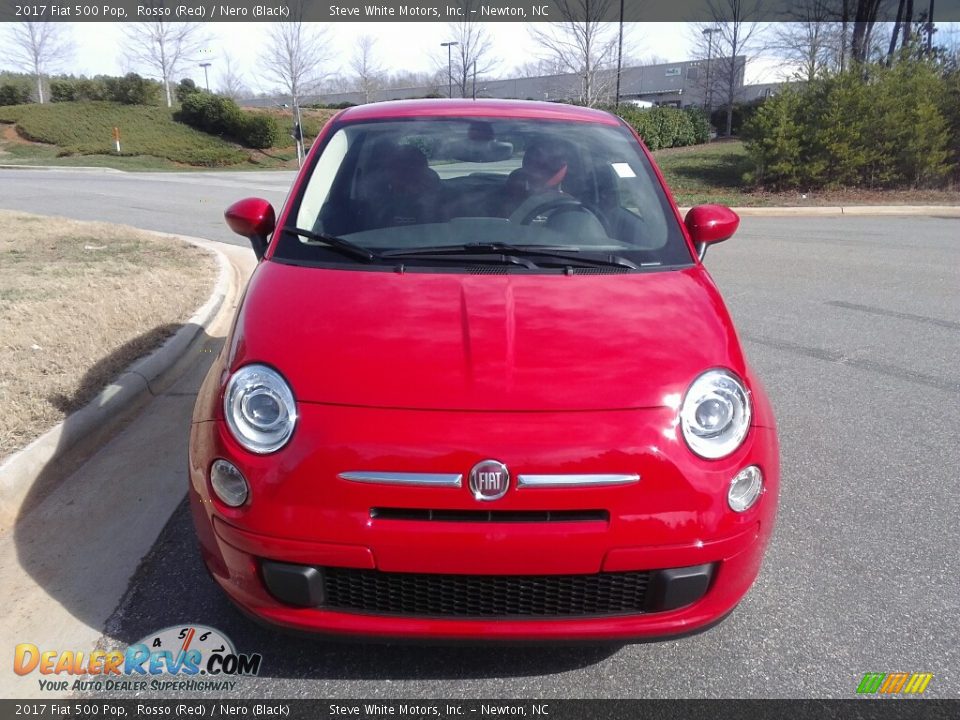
[
  {"left": 199, "top": 62, "right": 211, "bottom": 92},
  {"left": 703, "top": 28, "right": 716, "bottom": 113},
  {"left": 441, "top": 41, "right": 458, "bottom": 98},
  {"left": 472, "top": 61, "right": 477, "bottom": 100},
  {"left": 615, "top": 0, "right": 624, "bottom": 109}
]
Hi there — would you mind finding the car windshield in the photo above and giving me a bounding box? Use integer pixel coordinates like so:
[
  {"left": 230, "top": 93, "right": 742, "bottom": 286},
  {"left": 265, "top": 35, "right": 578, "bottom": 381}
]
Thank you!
[{"left": 276, "top": 116, "right": 692, "bottom": 270}]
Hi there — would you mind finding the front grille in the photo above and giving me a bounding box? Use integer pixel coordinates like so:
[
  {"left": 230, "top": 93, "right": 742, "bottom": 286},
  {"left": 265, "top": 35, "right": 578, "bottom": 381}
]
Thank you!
[
  {"left": 370, "top": 508, "right": 609, "bottom": 523},
  {"left": 321, "top": 567, "right": 651, "bottom": 618}
]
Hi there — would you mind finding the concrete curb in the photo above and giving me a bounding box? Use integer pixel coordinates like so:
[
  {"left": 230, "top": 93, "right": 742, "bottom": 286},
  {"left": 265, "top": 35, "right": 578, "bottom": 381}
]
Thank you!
[
  {"left": 0, "top": 234, "right": 234, "bottom": 524},
  {"left": 0, "top": 164, "right": 127, "bottom": 173},
  {"left": 677, "top": 205, "right": 960, "bottom": 217}
]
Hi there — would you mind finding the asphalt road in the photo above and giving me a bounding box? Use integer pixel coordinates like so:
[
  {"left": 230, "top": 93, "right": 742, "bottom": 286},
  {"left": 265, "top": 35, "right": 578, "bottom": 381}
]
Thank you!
[
  {"left": 0, "top": 167, "right": 297, "bottom": 246},
  {"left": 3, "top": 168, "right": 958, "bottom": 698}
]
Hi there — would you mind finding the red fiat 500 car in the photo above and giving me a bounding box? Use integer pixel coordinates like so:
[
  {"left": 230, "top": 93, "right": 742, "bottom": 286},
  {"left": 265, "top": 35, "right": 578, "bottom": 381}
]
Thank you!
[{"left": 189, "top": 99, "right": 778, "bottom": 641}]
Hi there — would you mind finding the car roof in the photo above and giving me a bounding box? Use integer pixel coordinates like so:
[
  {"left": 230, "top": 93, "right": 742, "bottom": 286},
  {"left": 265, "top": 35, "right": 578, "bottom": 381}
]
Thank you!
[{"left": 335, "top": 98, "right": 622, "bottom": 126}]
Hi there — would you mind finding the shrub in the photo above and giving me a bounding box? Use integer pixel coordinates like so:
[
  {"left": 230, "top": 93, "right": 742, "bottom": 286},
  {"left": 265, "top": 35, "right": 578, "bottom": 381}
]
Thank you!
[
  {"left": 941, "top": 69, "right": 960, "bottom": 182},
  {"left": 0, "top": 82, "right": 31, "bottom": 106},
  {"left": 50, "top": 78, "right": 109, "bottom": 103},
  {"left": 237, "top": 113, "right": 281, "bottom": 149},
  {"left": 743, "top": 59, "right": 951, "bottom": 190},
  {"left": 177, "top": 92, "right": 283, "bottom": 149},
  {"left": 684, "top": 107, "right": 711, "bottom": 144},
  {"left": 50, "top": 75, "right": 159, "bottom": 104},
  {"left": 100, "top": 73, "right": 161, "bottom": 105},
  {"left": 175, "top": 78, "right": 201, "bottom": 103},
  {"left": 177, "top": 92, "right": 244, "bottom": 135},
  {"left": 614, "top": 106, "right": 701, "bottom": 150}
]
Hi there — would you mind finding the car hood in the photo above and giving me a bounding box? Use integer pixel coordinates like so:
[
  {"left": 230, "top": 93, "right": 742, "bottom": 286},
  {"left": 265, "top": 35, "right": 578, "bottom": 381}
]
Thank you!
[{"left": 229, "top": 262, "right": 747, "bottom": 411}]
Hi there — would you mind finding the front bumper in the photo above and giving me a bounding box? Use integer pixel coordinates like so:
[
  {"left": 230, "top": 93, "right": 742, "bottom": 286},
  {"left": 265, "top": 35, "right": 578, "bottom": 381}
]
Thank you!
[{"left": 189, "top": 403, "right": 778, "bottom": 641}]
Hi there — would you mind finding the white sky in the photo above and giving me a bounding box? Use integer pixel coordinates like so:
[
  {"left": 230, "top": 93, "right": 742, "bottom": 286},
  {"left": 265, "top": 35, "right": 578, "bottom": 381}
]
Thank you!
[{"left": 16, "top": 22, "right": 789, "bottom": 93}]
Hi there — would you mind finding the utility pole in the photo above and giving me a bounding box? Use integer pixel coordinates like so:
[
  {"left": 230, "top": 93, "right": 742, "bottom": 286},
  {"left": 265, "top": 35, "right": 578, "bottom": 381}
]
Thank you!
[{"left": 441, "top": 41, "right": 458, "bottom": 98}]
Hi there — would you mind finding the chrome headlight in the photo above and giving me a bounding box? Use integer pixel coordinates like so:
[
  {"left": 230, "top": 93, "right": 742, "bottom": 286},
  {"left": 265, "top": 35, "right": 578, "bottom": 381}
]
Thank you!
[
  {"left": 680, "top": 369, "right": 751, "bottom": 459},
  {"left": 224, "top": 364, "right": 297, "bottom": 454}
]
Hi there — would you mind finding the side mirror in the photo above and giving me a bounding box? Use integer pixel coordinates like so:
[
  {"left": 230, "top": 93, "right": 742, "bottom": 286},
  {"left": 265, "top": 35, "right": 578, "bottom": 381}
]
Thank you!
[
  {"left": 684, "top": 204, "right": 740, "bottom": 260},
  {"left": 225, "top": 198, "right": 276, "bottom": 260}
]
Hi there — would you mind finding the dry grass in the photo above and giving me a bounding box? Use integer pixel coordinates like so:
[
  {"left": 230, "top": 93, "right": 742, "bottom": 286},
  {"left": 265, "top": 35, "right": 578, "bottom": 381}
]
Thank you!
[{"left": 0, "top": 211, "right": 216, "bottom": 459}]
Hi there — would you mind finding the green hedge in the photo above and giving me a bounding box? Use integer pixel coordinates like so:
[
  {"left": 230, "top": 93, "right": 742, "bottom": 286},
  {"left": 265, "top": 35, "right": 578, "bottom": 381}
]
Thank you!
[
  {"left": 49, "top": 74, "right": 161, "bottom": 105},
  {"left": 742, "top": 60, "right": 952, "bottom": 190},
  {"left": 176, "top": 93, "right": 281, "bottom": 150},
  {"left": 611, "top": 106, "right": 705, "bottom": 150},
  {"left": 0, "top": 82, "right": 32, "bottom": 107}
]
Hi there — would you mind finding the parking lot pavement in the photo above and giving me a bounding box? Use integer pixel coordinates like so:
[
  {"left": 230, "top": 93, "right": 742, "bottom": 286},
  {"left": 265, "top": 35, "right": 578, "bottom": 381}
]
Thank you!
[
  {"left": 64, "top": 215, "right": 955, "bottom": 699},
  {"left": 0, "top": 169, "right": 297, "bottom": 246}
]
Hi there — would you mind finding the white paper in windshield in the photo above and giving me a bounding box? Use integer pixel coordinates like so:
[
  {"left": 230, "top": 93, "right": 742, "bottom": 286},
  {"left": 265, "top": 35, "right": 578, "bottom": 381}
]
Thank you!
[{"left": 612, "top": 163, "right": 636, "bottom": 178}]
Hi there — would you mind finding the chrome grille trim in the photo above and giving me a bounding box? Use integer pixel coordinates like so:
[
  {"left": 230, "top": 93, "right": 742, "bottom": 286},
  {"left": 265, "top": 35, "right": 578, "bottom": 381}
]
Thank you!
[
  {"left": 517, "top": 473, "right": 640, "bottom": 488},
  {"left": 338, "top": 472, "right": 463, "bottom": 488}
]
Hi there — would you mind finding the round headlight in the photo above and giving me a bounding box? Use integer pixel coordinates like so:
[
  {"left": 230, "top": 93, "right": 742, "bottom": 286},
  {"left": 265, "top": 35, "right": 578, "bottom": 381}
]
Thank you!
[
  {"left": 680, "top": 369, "right": 751, "bottom": 459},
  {"left": 224, "top": 364, "right": 297, "bottom": 454}
]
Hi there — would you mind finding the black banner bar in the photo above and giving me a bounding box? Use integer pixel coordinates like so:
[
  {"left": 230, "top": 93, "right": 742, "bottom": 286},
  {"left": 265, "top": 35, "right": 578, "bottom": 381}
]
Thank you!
[
  {"left": 1, "top": 700, "right": 958, "bottom": 720},
  {"left": 3, "top": 0, "right": 960, "bottom": 23}
]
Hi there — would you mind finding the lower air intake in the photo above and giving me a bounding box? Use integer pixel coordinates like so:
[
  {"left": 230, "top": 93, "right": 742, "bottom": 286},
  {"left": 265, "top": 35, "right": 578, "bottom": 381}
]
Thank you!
[{"left": 321, "top": 567, "right": 651, "bottom": 618}]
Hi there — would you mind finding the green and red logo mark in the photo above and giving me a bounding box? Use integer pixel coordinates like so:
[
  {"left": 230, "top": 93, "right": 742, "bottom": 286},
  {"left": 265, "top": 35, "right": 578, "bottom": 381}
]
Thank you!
[{"left": 857, "top": 672, "right": 933, "bottom": 695}]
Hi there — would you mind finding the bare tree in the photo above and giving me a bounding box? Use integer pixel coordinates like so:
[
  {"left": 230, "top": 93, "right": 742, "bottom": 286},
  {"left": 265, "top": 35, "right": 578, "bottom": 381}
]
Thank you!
[
  {"left": 691, "top": 0, "right": 763, "bottom": 135},
  {"left": 438, "top": 0, "right": 498, "bottom": 98},
  {"left": 122, "top": 22, "right": 208, "bottom": 107},
  {"left": 529, "top": 0, "right": 620, "bottom": 106},
  {"left": 513, "top": 58, "right": 569, "bottom": 78},
  {"left": 770, "top": 1, "right": 844, "bottom": 81},
  {"left": 382, "top": 71, "right": 440, "bottom": 92},
  {"left": 6, "top": 22, "right": 73, "bottom": 103},
  {"left": 350, "top": 35, "right": 384, "bottom": 103},
  {"left": 218, "top": 53, "right": 250, "bottom": 101},
  {"left": 257, "top": 21, "right": 331, "bottom": 107}
]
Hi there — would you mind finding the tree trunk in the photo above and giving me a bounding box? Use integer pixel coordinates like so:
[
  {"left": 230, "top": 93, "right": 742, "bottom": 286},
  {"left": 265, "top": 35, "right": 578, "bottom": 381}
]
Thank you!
[
  {"left": 36, "top": 74, "right": 44, "bottom": 104},
  {"left": 841, "top": 0, "right": 849, "bottom": 72},
  {"left": 903, "top": 0, "right": 914, "bottom": 46},
  {"left": 164, "top": 79, "right": 172, "bottom": 108},
  {"left": 888, "top": 0, "right": 906, "bottom": 62}
]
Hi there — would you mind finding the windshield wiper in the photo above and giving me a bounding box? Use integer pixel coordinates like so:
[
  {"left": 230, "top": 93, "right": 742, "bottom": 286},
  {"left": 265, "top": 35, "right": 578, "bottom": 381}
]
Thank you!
[
  {"left": 383, "top": 243, "right": 639, "bottom": 270},
  {"left": 281, "top": 227, "right": 378, "bottom": 263}
]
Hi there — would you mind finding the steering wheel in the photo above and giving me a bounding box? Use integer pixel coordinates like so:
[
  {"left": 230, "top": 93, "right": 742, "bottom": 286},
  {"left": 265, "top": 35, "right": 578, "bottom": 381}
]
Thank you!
[{"left": 508, "top": 193, "right": 585, "bottom": 225}]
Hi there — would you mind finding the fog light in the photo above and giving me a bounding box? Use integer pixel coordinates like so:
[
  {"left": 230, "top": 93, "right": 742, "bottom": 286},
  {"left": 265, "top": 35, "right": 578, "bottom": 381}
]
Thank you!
[
  {"left": 211, "top": 459, "right": 249, "bottom": 507},
  {"left": 728, "top": 465, "right": 762, "bottom": 512}
]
